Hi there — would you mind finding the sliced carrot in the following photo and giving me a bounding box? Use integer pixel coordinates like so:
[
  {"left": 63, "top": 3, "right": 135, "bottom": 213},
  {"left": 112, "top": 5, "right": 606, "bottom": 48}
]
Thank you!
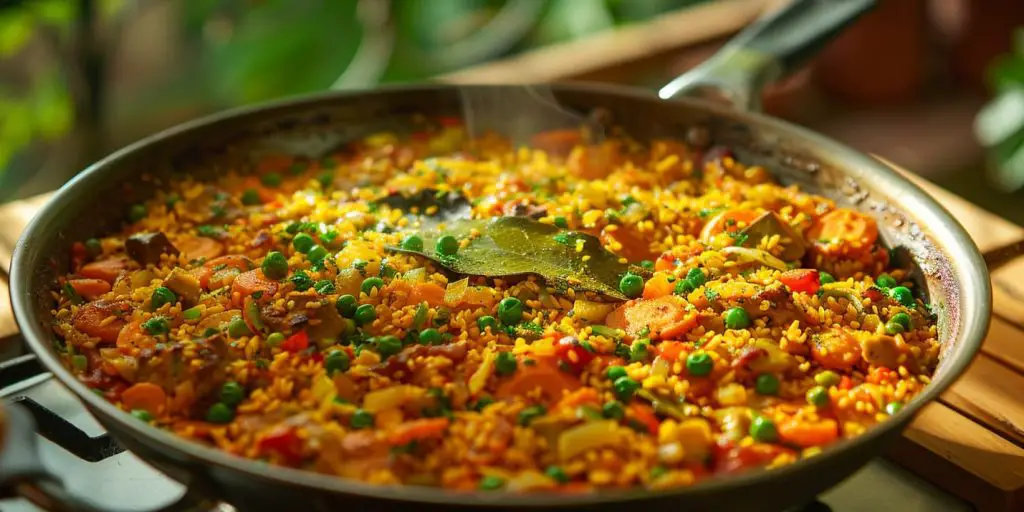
[
  {"left": 621, "top": 296, "right": 697, "bottom": 340},
  {"left": 495, "top": 359, "right": 581, "bottom": 403},
  {"left": 409, "top": 282, "right": 446, "bottom": 307},
  {"left": 191, "top": 265, "right": 214, "bottom": 290},
  {"left": 627, "top": 403, "right": 660, "bottom": 436},
  {"left": 568, "top": 141, "right": 620, "bottom": 180},
  {"left": 79, "top": 258, "right": 129, "bottom": 283},
  {"left": 642, "top": 273, "right": 675, "bottom": 300},
  {"left": 655, "top": 341, "right": 689, "bottom": 362},
  {"left": 387, "top": 418, "right": 451, "bottom": 446},
  {"left": 807, "top": 209, "right": 879, "bottom": 258},
  {"left": 232, "top": 269, "right": 278, "bottom": 305},
  {"left": 700, "top": 209, "right": 760, "bottom": 242},
  {"left": 530, "top": 129, "right": 582, "bottom": 156},
  {"left": 72, "top": 300, "right": 130, "bottom": 342},
  {"left": 116, "top": 320, "right": 157, "bottom": 350},
  {"left": 204, "top": 255, "right": 255, "bottom": 272},
  {"left": 778, "top": 418, "right": 839, "bottom": 448},
  {"left": 177, "top": 236, "right": 225, "bottom": 262},
  {"left": 68, "top": 278, "right": 112, "bottom": 300},
  {"left": 121, "top": 382, "right": 167, "bottom": 415}
]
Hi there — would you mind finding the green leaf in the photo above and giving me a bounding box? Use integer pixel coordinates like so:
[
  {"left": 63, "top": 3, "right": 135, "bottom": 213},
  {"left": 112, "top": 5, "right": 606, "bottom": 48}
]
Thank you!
[
  {"left": 374, "top": 189, "right": 471, "bottom": 229},
  {"left": 390, "top": 216, "right": 643, "bottom": 300}
]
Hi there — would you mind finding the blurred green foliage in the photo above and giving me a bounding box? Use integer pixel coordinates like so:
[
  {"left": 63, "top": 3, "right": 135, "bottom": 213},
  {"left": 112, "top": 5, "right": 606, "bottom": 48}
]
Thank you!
[
  {"left": 975, "top": 28, "right": 1024, "bottom": 191},
  {"left": 0, "top": 0, "right": 707, "bottom": 190}
]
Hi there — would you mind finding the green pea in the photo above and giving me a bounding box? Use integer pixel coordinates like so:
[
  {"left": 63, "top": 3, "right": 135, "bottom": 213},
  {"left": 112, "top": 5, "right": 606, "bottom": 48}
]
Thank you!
[
  {"left": 601, "top": 400, "right": 625, "bottom": 420},
  {"left": 885, "top": 402, "right": 904, "bottom": 415},
  {"left": 418, "top": 328, "right": 443, "bottom": 345},
  {"left": 819, "top": 271, "right": 835, "bottom": 284},
  {"left": 497, "top": 297, "right": 523, "bottom": 325},
  {"left": 517, "top": 405, "right": 546, "bottom": 426},
  {"left": 630, "top": 341, "right": 650, "bottom": 362},
  {"left": 723, "top": 307, "right": 750, "bottom": 329},
  {"left": 619, "top": 273, "right": 644, "bottom": 298},
  {"left": 606, "top": 365, "right": 628, "bottom": 381},
  {"left": 613, "top": 376, "right": 640, "bottom": 401},
  {"left": 401, "top": 235, "right": 424, "bottom": 251},
  {"left": 814, "top": 370, "right": 841, "bottom": 387},
  {"left": 350, "top": 409, "right": 374, "bottom": 429},
  {"left": 290, "top": 271, "right": 313, "bottom": 291},
  {"left": 241, "top": 188, "right": 262, "bottom": 206},
  {"left": 640, "top": 260, "right": 655, "bottom": 271},
  {"left": 553, "top": 216, "right": 568, "bottom": 229},
  {"left": 889, "top": 312, "right": 912, "bottom": 331},
  {"left": 84, "top": 238, "right": 102, "bottom": 256},
  {"left": 325, "top": 350, "right": 350, "bottom": 375},
  {"left": 71, "top": 354, "right": 88, "bottom": 371},
  {"left": 354, "top": 304, "right": 376, "bottom": 325},
  {"left": 292, "top": 233, "right": 315, "bottom": 253},
  {"left": 885, "top": 319, "right": 905, "bottom": 335},
  {"left": 495, "top": 351, "right": 517, "bottom": 376},
  {"left": 686, "top": 352, "right": 713, "bottom": 376},
  {"left": 206, "top": 403, "right": 235, "bottom": 424},
  {"left": 889, "top": 286, "right": 915, "bottom": 308},
  {"left": 361, "top": 277, "right": 384, "bottom": 295},
  {"left": 335, "top": 294, "right": 358, "bottom": 317},
  {"left": 807, "top": 386, "right": 830, "bottom": 408},
  {"left": 150, "top": 287, "right": 177, "bottom": 309},
  {"left": 686, "top": 268, "right": 706, "bottom": 287},
  {"left": 674, "top": 279, "right": 695, "bottom": 296},
  {"left": 479, "top": 475, "right": 505, "bottom": 491},
  {"left": 128, "top": 204, "right": 147, "bottom": 222},
  {"left": 875, "top": 273, "right": 897, "bottom": 289},
  {"left": 755, "top": 373, "right": 779, "bottom": 395},
  {"left": 220, "top": 381, "right": 245, "bottom": 406},
  {"left": 179, "top": 306, "right": 202, "bottom": 322},
  {"left": 266, "top": 332, "right": 285, "bottom": 347},
  {"left": 375, "top": 335, "right": 402, "bottom": 358},
  {"left": 314, "top": 279, "right": 335, "bottom": 295},
  {"left": 545, "top": 465, "right": 569, "bottom": 483},
  {"left": 260, "top": 172, "right": 282, "bottom": 188},
  {"left": 749, "top": 416, "right": 778, "bottom": 442},
  {"left": 142, "top": 317, "right": 169, "bottom": 335},
  {"left": 436, "top": 235, "right": 459, "bottom": 256},
  {"left": 307, "top": 245, "right": 329, "bottom": 263},
  {"left": 261, "top": 251, "right": 289, "bottom": 280},
  {"left": 473, "top": 396, "right": 495, "bottom": 411},
  {"left": 131, "top": 409, "right": 154, "bottom": 422},
  {"left": 227, "top": 317, "right": 251, "bottom": 338},
  {"left": 477, "top": 315, "right": 498, "bottom": 333}
]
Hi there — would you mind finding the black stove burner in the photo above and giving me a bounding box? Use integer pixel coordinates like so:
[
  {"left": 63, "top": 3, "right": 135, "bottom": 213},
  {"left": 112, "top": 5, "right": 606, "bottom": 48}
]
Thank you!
[{"left": 1, "top": 354, "right": 123, "bottom": 462}]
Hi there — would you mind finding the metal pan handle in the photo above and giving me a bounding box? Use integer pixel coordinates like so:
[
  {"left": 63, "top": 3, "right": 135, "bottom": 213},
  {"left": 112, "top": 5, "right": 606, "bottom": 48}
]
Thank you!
[
  {"left": 1, "top": 403, "right": 218, "bottom": 512},
  {"left": 658, "top": 0, "right": 876, "bottom": 111}
]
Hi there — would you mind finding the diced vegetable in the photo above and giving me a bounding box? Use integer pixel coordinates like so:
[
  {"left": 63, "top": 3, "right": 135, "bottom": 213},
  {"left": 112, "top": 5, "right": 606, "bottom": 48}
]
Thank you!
[
  {"left": 362, "top": 385, "right": 426, "bottom": 413},
  {"left": 68, "top": 279, "right": 111, "bottom": 300},
  {"left": 778, "top": 269, "right": 821, "bottom": 295},
  {"left": 163, "top": 268, "right": 202, "bottom": 305},
  {"left": 777, "top": 418, "right": 839, "bottom": 447},
  {"left": 121, "top": 382, "right": 167, "bottom": 415}
]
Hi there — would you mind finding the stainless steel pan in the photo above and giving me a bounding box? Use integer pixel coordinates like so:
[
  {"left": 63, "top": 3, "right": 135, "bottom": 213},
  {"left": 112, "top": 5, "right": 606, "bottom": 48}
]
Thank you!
[{"left": 1, "top": 1, "right": 1003, "bottom": 510}]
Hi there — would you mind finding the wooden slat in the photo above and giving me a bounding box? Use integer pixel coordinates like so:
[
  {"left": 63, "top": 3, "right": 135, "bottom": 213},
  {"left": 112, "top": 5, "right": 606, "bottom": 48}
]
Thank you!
[
  {"left": 899, "top": 402, "right": 1024, "bottom": 512},
  {"left": 942, "top": 355, "right": 1024, "bottom": 447},
  {"left": 982, "top": 317, "right": 1024, "bottom": 374}
]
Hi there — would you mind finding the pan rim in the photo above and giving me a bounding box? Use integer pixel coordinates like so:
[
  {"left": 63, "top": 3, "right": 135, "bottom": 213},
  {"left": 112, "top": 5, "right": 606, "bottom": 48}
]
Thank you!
[{"left": 10, "top": 82, "right": 991, "bottom": 507}]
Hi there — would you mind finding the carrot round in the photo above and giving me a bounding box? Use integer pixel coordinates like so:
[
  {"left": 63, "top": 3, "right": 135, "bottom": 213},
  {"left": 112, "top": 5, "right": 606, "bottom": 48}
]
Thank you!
[
  {"left": 68, "top": 278, "right": 112, "bottom": 300},
  {"left": 409, "top": 282, "right": 446, "bottom": 307},
  {"left": 700, "top": 209, "right": 760, "bottom": 242},
  {"left": 778, "top": 418, "right": 839, "bottom": 448},
  {"left": 116, "top": 320, "right": 157, "bottom": 350},
  {"left": 496, "top": 360, "right": 581, "bottom": 403},
  {"left": 72, "top": 300, "right": 130, "bottom": 342},
  {"left": 177, "top": 236, "right": 225, "bottom": 262},
  {"left": 388, "top": 418, "right": 450, "bottom": 446},
  {"left": 121, "top": 382, "right": 167, "bottom": 415},
  {"left": 621, "top": 297, "right": 697, "bottom": 340},
  {"left": 79, "top": 258, "right": 129, "bottom": 283},
  {"left": 232, "top": 269, "right": 278, "bottom": 304},
  {"left": 807, "top": 209, "right": 879, "bottom": 258}
]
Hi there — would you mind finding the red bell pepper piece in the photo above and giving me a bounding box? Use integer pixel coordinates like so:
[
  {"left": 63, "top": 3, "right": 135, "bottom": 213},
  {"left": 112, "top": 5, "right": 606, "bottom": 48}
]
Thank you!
[
  {"left": 554, "top": 336, "right": 595, "bottom": 374},
  {"left": 257, "top": 426, "right": 302, "bottom": 463},
  {"left": 779, "top": 269, "right": 821, "bottom": 294},
  {"left": 628, "top": 404, "right": 660, "bottom": 436},
  {"left": 281, "top": 331, "right": 309, "bottom": 353}
]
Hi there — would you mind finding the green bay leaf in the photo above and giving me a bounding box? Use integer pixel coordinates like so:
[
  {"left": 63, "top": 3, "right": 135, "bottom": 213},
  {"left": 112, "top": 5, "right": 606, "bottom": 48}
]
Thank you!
[{"left": 390, "top": 216, "right": 640, "bottom": 301}]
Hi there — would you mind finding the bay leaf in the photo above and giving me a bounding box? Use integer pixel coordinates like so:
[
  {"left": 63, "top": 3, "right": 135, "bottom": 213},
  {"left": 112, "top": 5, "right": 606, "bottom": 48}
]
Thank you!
[
  {"left": 390, "top": 216, "right": 644, "bottom": 300},
  {"left": 374, "top": 189, "right": 471, "bottom": 229}
]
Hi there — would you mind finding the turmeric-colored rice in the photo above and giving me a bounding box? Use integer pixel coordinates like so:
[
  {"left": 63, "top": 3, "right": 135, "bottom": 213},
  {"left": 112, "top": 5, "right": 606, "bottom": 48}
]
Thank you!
[{"left": 52, "top": 121, "right": 940, "bottom": 492}]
